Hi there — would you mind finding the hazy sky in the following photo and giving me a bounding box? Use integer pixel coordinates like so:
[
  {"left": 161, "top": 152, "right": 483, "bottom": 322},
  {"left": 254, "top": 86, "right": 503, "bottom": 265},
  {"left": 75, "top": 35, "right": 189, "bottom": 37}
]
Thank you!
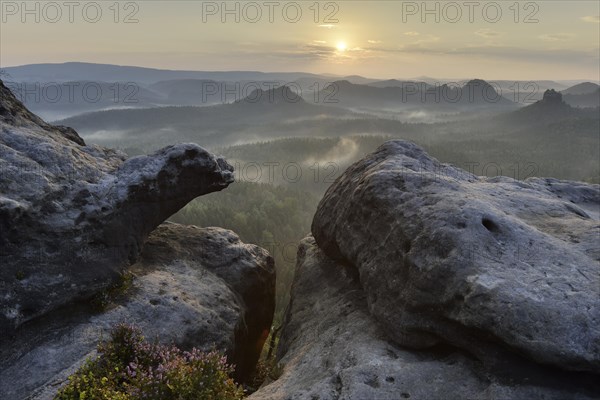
[{"left": 1, "top": 1, "right": 599, "bottom": 80}]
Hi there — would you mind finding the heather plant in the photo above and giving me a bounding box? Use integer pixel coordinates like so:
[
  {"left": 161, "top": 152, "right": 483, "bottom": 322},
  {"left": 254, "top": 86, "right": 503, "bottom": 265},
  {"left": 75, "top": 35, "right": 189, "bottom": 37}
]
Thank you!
[{"left": 55, "top": 324, "right": 244, "bottom": 400}]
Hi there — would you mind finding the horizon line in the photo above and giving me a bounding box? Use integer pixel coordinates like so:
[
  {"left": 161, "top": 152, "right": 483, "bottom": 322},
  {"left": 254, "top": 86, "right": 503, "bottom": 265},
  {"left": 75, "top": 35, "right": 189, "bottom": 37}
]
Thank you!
[{"left": 1, "top": 61, "right": 599, "bottom": 83}]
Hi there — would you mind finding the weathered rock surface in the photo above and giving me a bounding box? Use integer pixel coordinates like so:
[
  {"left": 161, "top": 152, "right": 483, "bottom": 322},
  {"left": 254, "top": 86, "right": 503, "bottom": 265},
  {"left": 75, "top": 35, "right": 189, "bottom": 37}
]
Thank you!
[
  {"left": 251, "top": 140, "right": 599, "bottom": 399},
  {"left": 250, "top": 237, "right": 599, "bottom": 400},
  {"left": 0, "top": 222, "right": 275, "bottom": 400},
  {"left": 0, "top": 80, "right": 235, "bottom": 335},
  {"left": 311, "top": 140, "right": 600, "bottom": 374}
]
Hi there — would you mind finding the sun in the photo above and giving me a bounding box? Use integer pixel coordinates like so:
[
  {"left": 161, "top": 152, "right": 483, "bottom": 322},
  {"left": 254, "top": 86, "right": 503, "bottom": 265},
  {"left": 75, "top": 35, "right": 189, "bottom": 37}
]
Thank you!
[{"left": 336, "top": 41, "right": 347, "bottom": 52}]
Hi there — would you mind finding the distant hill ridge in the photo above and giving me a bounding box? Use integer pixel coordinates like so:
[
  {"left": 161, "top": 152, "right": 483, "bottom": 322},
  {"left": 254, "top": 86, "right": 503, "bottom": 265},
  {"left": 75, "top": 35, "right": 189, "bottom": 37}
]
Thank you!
[
  {"left": 504, "top": 89, "right": 599, "bottom": 124},
  {"left": 2, "top": 61, "right": 327, "bottom": 84},
  {"left": 562, "top": 82, "right": 599, "bottom": 95},
  {"left": 236, "top": 85, "right": 305, "bottom": 105},
  {"left": 322, "top": 78, "right": 515, "bottom": 108}
]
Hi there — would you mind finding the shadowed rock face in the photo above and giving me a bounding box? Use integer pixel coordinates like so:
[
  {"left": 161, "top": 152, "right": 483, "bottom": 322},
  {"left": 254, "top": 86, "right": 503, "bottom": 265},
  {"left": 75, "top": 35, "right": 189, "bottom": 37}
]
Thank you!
[
  {"left": 0, "top": 223, "right": 275, "bottom": 400},
  {"left": 311, "top": 140, "right": 600, "bottom": 373},
  {"left": 138, "top": 223, "right": 276, "bottom": 381},
  {"left": 0, "top": 80, "right": 235, "bottom": 335}
]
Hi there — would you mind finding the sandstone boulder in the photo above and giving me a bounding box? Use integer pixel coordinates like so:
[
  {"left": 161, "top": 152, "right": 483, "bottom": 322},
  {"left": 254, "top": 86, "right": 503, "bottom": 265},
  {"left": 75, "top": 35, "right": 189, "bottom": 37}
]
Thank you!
[
  {"left": 0, "top": 223, "right": 275, "bottom": 400},
  {"left": 0, "top": 80, "right": 234, "bottom": 335},
  {"left": 250, "top": 237, "right": 599, "bottom": 400},
  {"left": 312, "top": 140, "right": 599, "bottom": 373}
]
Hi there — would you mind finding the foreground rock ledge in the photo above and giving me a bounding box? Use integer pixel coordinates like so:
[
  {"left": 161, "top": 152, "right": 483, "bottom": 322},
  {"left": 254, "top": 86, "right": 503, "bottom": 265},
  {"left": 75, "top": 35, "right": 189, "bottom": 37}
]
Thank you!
[
  {"left": 249, "top": 237, "right": 599, "bottom": 400},
  {"left": 0, "top": 80, "right": 234, "bottom": 334},
  {"left": 312, "top": 140, "right": 599, "bottom": 373},
  {"left": 0, "top": 223, "right": 275, "bottom": 400}
]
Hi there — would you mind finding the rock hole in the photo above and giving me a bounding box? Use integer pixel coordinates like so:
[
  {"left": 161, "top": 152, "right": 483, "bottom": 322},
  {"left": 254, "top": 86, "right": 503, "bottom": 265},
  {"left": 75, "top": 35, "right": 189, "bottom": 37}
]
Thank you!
[
  {"left": 184, "top": 148, "right": 199, "bottom": 158},
  {"left": 20, "top": 308, "right": 36, "bottom": 318},
  {"left": 401, "top": 393, "right": 411, "bottom": 399},
  {"left": 481, "top": 217, "right": 499, "bottom": 233},
  {"left": 565, "top": 203, "right": 590, "bottom": 219},
  {"left": 364, "top": 376, "right": 380, "bottom": 388},
  {"left": 385, "top": 376, "right": 395, "bottom": 383}
]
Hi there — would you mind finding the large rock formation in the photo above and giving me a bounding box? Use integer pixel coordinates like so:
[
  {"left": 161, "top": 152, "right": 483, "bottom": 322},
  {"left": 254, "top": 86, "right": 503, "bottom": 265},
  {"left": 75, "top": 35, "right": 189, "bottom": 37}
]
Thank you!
[
  {"left": 0, "top": 81, "right": 275, "bottom": 398},
  {"left": 252, "top": 140, "right": 600, "bottom": 399},
  {"left": 0, "top": 80, "right": 235, "bottom": 335},
  {"left": 507, "top": 87, "right": 596, "bottom": 124},
  {"left": 1, "top": 223, "right": 275, "bottom": 399},
  {"left": 312, "top": 140, "right": 599, "bottom": 372},
  {"left": 250, "top": 237, "right": 598, "bottom": 400},
  {"left": 540, "top": 88, "right": 564, "bottom": 104}
]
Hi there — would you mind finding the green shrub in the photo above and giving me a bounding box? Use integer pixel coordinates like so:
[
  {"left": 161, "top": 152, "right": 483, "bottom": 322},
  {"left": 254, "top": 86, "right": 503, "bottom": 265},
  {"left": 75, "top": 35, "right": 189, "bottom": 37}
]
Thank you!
[
  {"left": 249, "top": 357, "right": 283, "bottom": 390},
  {"left": 55, "top": 324, "right": 244, "bottom": 400},
  {"left": 90, "top": 272, "right": 135, "bottom": 312}
]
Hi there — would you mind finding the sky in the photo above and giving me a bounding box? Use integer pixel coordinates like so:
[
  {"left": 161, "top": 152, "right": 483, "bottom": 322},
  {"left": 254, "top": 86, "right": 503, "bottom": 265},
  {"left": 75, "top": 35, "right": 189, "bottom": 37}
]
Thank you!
[{"left": 1, "top": 1, "right": 599, "bottom": 80}]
